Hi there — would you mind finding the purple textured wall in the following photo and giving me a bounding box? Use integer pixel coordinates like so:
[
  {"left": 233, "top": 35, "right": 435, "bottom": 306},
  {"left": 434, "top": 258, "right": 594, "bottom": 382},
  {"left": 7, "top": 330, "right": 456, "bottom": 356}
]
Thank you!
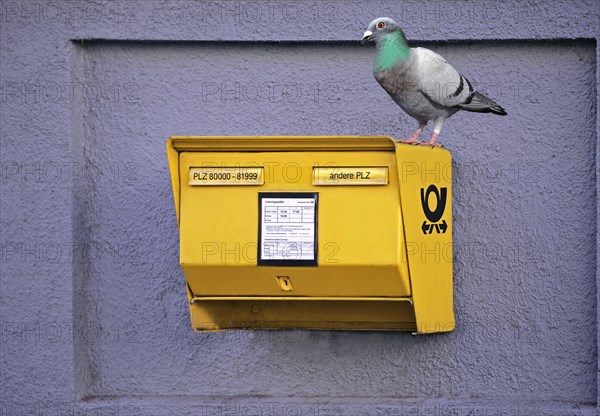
[{"left": 1, "top": 1, "right": 599, "bottom": 415}]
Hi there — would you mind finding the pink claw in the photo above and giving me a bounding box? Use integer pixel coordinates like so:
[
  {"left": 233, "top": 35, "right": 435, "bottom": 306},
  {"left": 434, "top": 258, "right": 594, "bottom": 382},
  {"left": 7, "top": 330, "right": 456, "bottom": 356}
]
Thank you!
[
  {"left": 400, "top": 126, "right": 425, "bottom": 145},
  {"left": 421, "top": 133, "right": 442, "bottom": 148},
  {"left": 400, "top": 137, "right": 423, "bottom": 145}
]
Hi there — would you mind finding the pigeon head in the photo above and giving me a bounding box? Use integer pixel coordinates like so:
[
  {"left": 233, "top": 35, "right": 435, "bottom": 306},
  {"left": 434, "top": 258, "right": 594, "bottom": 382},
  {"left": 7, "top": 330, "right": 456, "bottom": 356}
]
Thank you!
[{"left": 361, "top": 17, "right": 404, "bottom": 45}]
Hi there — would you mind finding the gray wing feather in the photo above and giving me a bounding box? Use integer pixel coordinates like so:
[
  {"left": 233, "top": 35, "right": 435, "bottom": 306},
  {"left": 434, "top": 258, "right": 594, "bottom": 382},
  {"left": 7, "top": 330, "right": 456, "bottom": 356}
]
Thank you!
[
  {"left": 414, "top": 48, "right": 473, "bottom": 108},
  {"left": 414, "top": 48, "right": 507, "bottom": 115},
  {"left": 456, "top": 92, "right": 507, "bottom": 115}
]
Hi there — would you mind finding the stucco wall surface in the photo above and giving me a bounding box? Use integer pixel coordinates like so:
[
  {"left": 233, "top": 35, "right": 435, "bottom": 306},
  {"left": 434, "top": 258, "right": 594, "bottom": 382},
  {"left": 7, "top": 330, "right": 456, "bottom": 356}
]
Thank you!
[{"left": 1, "top": 1, "right": 599, "bottom": 415}]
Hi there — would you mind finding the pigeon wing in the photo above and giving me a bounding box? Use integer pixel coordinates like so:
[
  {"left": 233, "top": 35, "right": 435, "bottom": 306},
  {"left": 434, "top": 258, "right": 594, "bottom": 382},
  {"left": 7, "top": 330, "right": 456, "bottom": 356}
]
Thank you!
[{"left": 413, "top": 47, "right": 474, "bottom": 109}]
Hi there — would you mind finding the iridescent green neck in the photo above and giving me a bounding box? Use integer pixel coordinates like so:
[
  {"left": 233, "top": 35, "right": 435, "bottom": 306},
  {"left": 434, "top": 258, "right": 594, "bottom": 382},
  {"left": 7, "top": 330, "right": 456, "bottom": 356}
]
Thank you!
[{"left": 374, "top": 31, "right": 410, "bottom": 71}]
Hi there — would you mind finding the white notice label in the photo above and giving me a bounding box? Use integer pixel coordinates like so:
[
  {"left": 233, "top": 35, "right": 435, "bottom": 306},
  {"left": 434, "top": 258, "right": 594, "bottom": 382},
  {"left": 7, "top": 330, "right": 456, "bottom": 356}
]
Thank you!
[{"left": 259, "top": 194, "right": 317, "bottom": 265}]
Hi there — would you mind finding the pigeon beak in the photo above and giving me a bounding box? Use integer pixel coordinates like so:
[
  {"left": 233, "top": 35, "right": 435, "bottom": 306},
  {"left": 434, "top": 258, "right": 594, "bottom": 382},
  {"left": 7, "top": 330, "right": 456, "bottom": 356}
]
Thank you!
[{"left": 361, "top": 30, "right": 373, "bottom": 45}]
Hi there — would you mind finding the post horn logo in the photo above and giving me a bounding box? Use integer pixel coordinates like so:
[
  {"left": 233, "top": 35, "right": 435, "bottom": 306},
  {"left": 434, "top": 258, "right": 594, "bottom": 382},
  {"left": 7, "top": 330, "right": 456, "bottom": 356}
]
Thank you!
[{"left": 420, "top": 185, "right": 448, "bottom": 234}]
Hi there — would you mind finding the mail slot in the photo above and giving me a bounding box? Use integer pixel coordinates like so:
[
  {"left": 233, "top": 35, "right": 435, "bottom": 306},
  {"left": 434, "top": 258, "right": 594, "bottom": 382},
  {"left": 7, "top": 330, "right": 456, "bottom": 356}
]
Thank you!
[{"left": 166, "top": 136, "right": 454, "bottom": 334}]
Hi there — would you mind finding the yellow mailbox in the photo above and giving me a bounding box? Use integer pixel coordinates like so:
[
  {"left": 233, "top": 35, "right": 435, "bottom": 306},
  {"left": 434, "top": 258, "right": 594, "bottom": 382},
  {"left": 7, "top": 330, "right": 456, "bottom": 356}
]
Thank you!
[{"left": 166, "top": 136, "right": 454, "bottom": 334}]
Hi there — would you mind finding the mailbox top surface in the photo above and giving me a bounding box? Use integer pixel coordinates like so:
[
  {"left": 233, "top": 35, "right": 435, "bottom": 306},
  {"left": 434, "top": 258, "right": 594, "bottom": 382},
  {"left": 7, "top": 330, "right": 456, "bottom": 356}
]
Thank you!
[{"left": 168, "top": 135, "right": 398, "bottom": 152}]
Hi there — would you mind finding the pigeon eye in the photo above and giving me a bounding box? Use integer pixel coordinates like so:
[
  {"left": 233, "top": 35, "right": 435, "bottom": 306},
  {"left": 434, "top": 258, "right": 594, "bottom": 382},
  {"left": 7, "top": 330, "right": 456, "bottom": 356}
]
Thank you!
[{"left": 377, "top": 21, "right": 385, "bottom": 29}]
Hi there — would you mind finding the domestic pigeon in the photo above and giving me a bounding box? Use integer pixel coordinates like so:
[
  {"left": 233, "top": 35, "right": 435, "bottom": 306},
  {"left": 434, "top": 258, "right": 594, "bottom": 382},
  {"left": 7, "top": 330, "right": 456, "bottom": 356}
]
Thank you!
[{"left": 361, "top": 17, "right": 506, "bottom": 147}]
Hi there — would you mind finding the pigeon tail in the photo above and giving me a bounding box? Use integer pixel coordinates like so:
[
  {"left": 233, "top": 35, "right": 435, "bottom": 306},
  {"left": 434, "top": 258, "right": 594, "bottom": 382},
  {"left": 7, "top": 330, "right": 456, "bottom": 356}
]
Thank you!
[{"left": 456, "top": 92, "right": 507, "bottom": 115}]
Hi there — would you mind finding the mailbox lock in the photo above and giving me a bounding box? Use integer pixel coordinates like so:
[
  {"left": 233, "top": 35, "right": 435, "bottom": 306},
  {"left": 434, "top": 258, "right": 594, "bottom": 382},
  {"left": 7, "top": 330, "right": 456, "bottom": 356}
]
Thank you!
[{"left": 276, "top": 276, "right": 294, "bottom": 291}]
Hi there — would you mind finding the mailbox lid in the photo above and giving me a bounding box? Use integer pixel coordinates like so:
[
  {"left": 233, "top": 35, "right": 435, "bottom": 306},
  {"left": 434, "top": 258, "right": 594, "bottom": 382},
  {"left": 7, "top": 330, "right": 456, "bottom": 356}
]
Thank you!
[{"left": 177, "top": 149, "right": 411, "bottom": 298}]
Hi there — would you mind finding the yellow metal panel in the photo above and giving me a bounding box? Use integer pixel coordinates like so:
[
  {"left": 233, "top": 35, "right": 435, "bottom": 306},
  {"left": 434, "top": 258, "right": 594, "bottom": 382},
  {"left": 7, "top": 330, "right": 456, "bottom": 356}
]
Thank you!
[
  {"left": 166, "top": 137, "right": 181, "bottom": 225},
  {"left": 188, "top": 299, "right": 417, "bottom": 332},
  {"left": 394, "top": 144, "right": 455, "bottom": 333}
]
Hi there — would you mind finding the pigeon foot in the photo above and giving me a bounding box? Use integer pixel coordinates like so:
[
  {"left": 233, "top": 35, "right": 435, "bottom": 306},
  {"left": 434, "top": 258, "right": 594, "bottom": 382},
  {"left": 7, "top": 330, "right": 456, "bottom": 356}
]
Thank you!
[
  {"left": 400, "top": 137, "right": 423, "bottom": 145},
  {"left": 421, "top": 133, "right": 442, "bottom": 148},
  {"left": 400, "top": 125, "right": 426, "bottom": 145}
]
